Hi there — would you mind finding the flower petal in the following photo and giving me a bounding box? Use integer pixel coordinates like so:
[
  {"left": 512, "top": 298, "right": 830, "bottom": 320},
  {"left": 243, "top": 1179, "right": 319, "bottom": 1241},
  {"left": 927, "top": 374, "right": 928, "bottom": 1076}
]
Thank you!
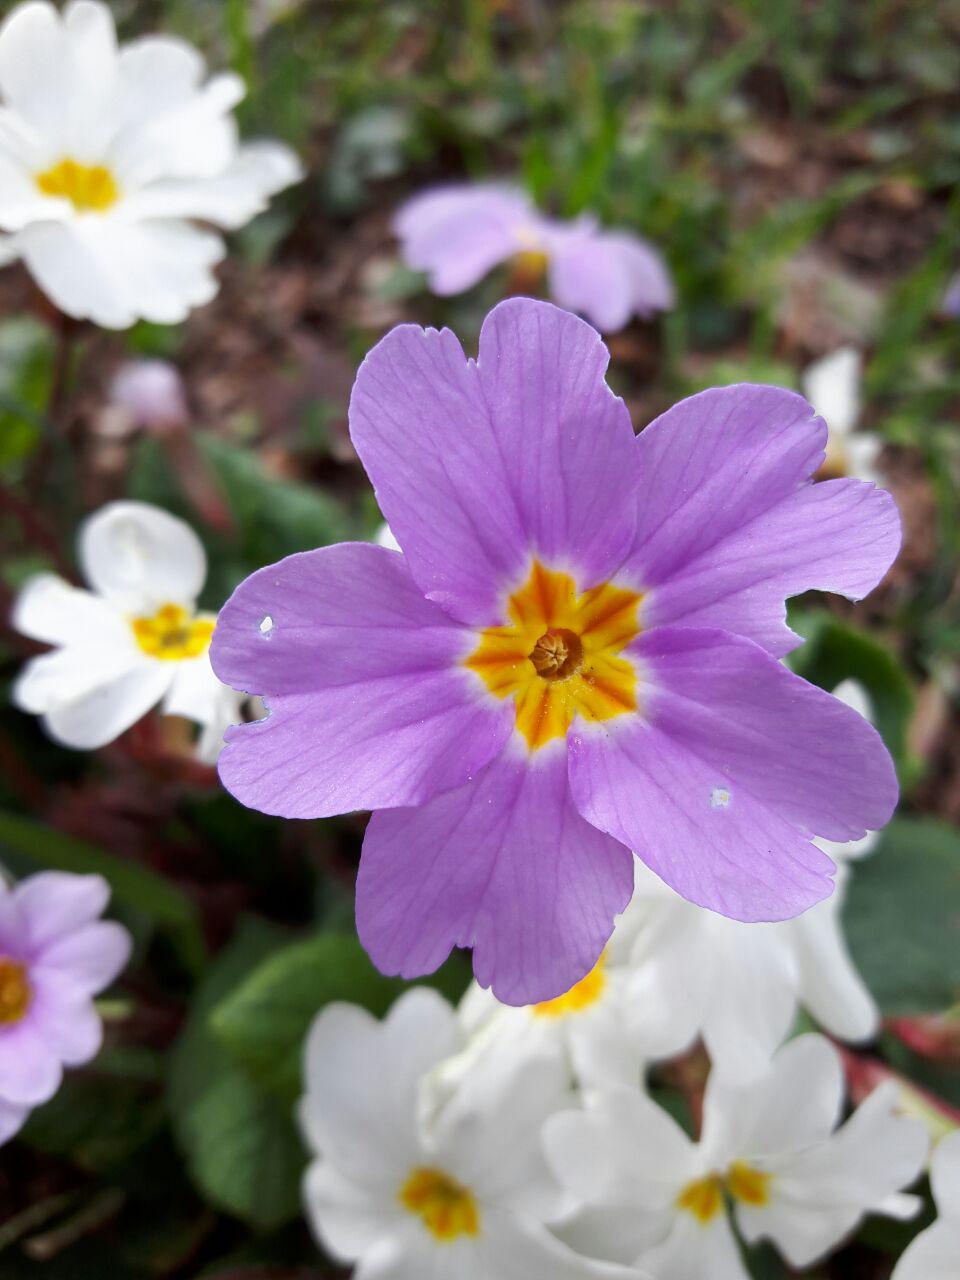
[
  {"left": 26, "top": 979, "right": 103, "bottom": 1065},
  {"left": 0, "top": 1095, "right": 29, "bottom": 1144},
  {"left": 79, "top": 500, "right": 206, "bottom": 610},
  {"left": 43, "top": 662, "right": 172, "bottom": 749},
  {"left": 569, "top": 628, "right": 898, "bottom": 922},
  {"left": 892, "top": 1221, "right": 960, "bottom": 1280},
  {"left": 0, "top": 1019, "right": 62, "bottom": 1106},
  {"left": 394, "top": 183, "right": 537, "bottom": 295},
  {"left": 547, "top": 227, "right": 674, "bottom": 332},
  {"left": 12, "top": 573, "right": 127, "bottom": 647},
  {"left": 356, "top": 745, "right": 634, "bottom": 1006},
  {"left": 213, "top": 543, "right": 513, "bottom": 818},
  {"left": 300, "top": 989, "right": 456, "bottom": 1184},
  {"left": 13, "top": 871, "right": 109, "bottom": 950},
  {"left": 33, "top": 920, "right": 130, "bottom": 995},
  {"left": 349, "top": 297, "right": 640, "bottom": 625},
  {"left": 622, "top": 384, "right": 899, "bottom": 655},
  {"left": 17, "top": 217, "right": 223, "bottom": 329},
  {"left": 122, "top": 141, "right": 302, "bottom": 229}
]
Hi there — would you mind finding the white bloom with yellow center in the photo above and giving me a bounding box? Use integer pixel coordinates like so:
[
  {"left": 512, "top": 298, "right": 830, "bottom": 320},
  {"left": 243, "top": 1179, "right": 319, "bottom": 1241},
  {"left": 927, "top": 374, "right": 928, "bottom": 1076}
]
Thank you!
[
  {"left": 299, "top": 988, "right": 640, "bottom": 1280},
  {"left": 545, "top": 1035, "right": 929, "bottom": 1280},
  {"left": 454, "top": 931, "right": 647, "bottom": 1092},
  {"left": 0, "top": 0, "right": 301, "bottom": 328},
  {"left": 619, "top": 679, "right": 881, "bottom": 1080},
  {"left": 12, "top": 500, "right": 241, "bottom": 760},
  {"left": 892, "top": 1129, "right": 960, "bottom": 1280},
  {"left": 802, "top": 348, "right": 883, "bottom": 484}
]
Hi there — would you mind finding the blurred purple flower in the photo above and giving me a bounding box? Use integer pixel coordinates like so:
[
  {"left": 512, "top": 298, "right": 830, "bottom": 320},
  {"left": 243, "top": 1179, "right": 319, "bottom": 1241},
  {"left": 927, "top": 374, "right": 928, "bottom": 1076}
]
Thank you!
[
  {"left": 0, "top": 872, "right": 131, "bottom": 1143},
  {"left": 211, "top": 298, "right": 900, "bottom": 1006},
  {"left": 394, "top": 183, "right": 673, "bottom": 332},
  {"left": 110, "top": 359, "right": 189, "bottom": 433},
  {"left": 942, "top": 271, "right": 960, "bottom": 318}
]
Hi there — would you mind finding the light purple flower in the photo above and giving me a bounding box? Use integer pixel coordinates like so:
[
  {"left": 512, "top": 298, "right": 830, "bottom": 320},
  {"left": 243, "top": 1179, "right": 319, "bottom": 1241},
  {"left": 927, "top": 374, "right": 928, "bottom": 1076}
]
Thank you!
[
  {"left": 211, "top": 297, "right": 900, "bottom": 1006},
  {"left": 942, "top": 271, "right": 960, "bottom": 319},
  {"left": 394, "top": 183, "right": 673, "bottom": 332},
  {"left": 110, "top": 359, "right": 189, "bottom": 433},
  {"left": 0, "top": 871, "right": 131, "bottom": 1143}
]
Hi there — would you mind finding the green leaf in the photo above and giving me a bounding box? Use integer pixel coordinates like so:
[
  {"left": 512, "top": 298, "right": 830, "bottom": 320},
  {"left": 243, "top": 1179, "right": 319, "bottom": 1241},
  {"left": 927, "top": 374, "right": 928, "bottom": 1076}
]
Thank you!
[
  {"left": 0, "top": 809, "right": 204, "bottom": 973},
  {"left": 786, "top": 612, "right": 916, "bottom": 782},
  {"left": 168, "top": 919, "right": 306, "bottom": 1231},
  {"left": 210, "top": 932, "right": 468, "bottom": 1103},
  {"left": 844, "top": 817, "right": 960, "bottom": 1015}
]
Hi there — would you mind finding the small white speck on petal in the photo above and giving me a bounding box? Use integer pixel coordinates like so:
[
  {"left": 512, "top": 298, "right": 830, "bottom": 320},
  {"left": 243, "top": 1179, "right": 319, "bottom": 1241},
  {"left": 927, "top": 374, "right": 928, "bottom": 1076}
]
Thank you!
[
  {"left": 710, "top": 787, "right": 731, "bottom": 809},
  {"left": 259, "top": 615, "right": 273, "bottom": 635}
]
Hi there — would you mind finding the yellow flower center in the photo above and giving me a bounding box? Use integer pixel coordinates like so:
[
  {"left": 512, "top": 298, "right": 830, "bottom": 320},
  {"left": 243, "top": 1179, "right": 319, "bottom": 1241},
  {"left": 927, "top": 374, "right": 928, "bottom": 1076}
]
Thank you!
[
  {"left": 676, "top": 1175, "right": 723, "bottom": 1223},
  {"left": 466, "top": 561, "right": 641, "bottom": 751},
  {"left": 399, "top": 1167, "right": 480, "bottom": 1241},
  {"left": 533, "top": 951, "right": 607, "bottom": 1018},
  {"left": 131, "top": 604, "right": 215, "bottom": 661},
  {"left": 36, "top": 158, "right": 120, "bottom": 213},
  {"left": 726, "top": 1160, "right": 772, "bottom": 1206},
  {"left": 676, "top": 1162, "right": 772, "bottom": 1224},
  {"left": 0, "top": 957, "right": 31, "bottom": 1024}
]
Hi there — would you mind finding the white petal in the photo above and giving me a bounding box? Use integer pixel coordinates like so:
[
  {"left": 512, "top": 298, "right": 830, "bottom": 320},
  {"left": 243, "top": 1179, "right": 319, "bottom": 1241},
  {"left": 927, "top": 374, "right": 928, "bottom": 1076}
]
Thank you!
[
  {"left": 553, "top": 1203, "right": 672, "bottom": 1267},
  {"left": 640, "top": 1211, "right": 748, "bottom": 1280},
  {"left": 802, "top": 348, "right": 861, "bottom": 438},
  {"left": 701, "top": 1034, "right": 844, "bottom": 1168},
  {"left": 43, "top": 663, "right": 172, "bottom": 749},
  {"left": 108, "top": 71, "right": 244, "bottom": 187},
  {"left": 125, "top": 140, "right": 301, "bottom": 229},
  {"left": 788, "top": 875, "right": 879, "bottom": 1042},
  {"left": 478, "top": 1208, "right": 641, "bottom": 1280},
  {"left": 13, "top": 640, "right": 145, "bottom": 715},
  {"left": 0, "top": 230, "right": 20, "bottom": 265},
  {"left": 375, "top": 523, "right": 402, "bottom": 553},
  {"left": 891, "top": 1221, "right": 960, "bottom": 1280},
  {"left": 79, "top": 501, "right": 206, "bottom": 611},
  {"left": 300, "top": 990, "right": 457, "bottom": 1187},
  {"left": 17, "top": 217, "right": 223, "bottom": 329},
  {"left": 302, "top": 1158, "right": 400, "bottom": 1262},
  {"left": 13, "top": 573, "right": 129, "bottom": 646},
  {"left": 930, "top": 1129, "right": 960, "bottom": 1217}
]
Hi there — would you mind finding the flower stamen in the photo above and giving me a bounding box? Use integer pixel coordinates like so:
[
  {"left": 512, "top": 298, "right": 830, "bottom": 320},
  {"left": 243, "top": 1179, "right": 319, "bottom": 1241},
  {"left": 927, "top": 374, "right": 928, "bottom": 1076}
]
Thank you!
[
  {"left": 0, "top": 957, "right": 31, "bottom": 1024},
  {"left": 131, "top": 603, "right": 215, "bottom": 661},
  {"left": 36, "top": 158, "right": 120, "bottom": 213},
  {"left": 399, "top": 1166, "right": 480, "bottom": 1241}
]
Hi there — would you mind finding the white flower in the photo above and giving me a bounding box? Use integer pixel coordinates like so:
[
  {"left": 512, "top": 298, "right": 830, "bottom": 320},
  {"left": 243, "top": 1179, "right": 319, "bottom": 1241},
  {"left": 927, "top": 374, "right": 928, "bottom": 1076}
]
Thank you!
[
  {"left": 299, "top": 987, "right": 638, "bottom": 1280},
  {"left": 893, "top": 1129, "right": 960, "bottom": 1280},
  {"left": 12, "top": 500, "right": 242, "bottom": 760},
  {"left": 620, "top": 679, "right": 880, "bottom": 1080},
  {"left": 0, "top": 0, "right": 301, "bottom": 328},
  {"left": 545, "top": 1034, "right": 929, "bottom": 1280},
  {"left": 452, "top": 925, "right": 647, "bottom": 1092},
  {"left": 802, "top": 348, "right": 883, "bottom": 484}
]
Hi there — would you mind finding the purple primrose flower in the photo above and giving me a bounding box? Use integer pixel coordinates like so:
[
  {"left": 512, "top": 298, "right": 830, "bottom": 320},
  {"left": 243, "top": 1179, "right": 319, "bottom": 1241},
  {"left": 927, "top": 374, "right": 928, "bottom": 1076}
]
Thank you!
[
  {"left": 211, "top": 298, "right": 900, "bottom": 1006},
  {"left": 394, "top": 183, "right": 673, "bottom": 333},
  {"left": 0, "top": 871, "right": 131, "bottom": 1142}
]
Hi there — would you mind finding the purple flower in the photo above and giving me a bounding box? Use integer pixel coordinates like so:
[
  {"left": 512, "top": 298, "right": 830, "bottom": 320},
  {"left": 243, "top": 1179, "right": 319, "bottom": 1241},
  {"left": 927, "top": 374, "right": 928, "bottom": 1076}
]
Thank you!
[
  {"left": 394, "top": 183, "right": 673, "bottom": 332},
  {"left": 0, "top": 871, "right": 131, "bottom": 1142},
  {"left": 942, "top": 271, "right": 960, "bottom": 319},
  {"left": 211, "top": 298, "right": 900, "bottom": 1006}
]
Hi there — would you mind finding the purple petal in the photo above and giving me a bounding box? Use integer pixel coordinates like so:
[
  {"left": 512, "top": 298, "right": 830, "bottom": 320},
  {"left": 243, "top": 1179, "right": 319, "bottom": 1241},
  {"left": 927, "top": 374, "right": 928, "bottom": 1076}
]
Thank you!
[
  {"left": 547, "top": 225, "right": 674, "bottom": 331},
  {"left": 213, "top": 544, "right": 513, "bottom": 818},
  {"left": 356, "top": 745, "right": 634, "bottom": 1005},
  {"left": 13, "top": 872, "right": 110, "bottom": 954},
  {"left": 619, "top": 383, "right": 899, "bottom": 654},
  {"left": 0, "top": 1020, "right": 62, "bottom": 1106},
  {"left": 33, "top": 921, "right": 131, "bottom": 996},
  {"left": 349, "top": 297, "right": 640, "bottom": 625},
  {"left": 568, "top": 628, "right": 898, "bottom": 922},
  {"left": 0, "top": 1096, "right": 29, "bottom": 1144},
  {"left": 27, "top": 977, "right": 103, "bottom": 1066},
  {"left": 394, "top": 183, "right": 538, "bottom": 295},
  {"left": 644, "top": 477, "right": 901, "bottom": 655}
]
